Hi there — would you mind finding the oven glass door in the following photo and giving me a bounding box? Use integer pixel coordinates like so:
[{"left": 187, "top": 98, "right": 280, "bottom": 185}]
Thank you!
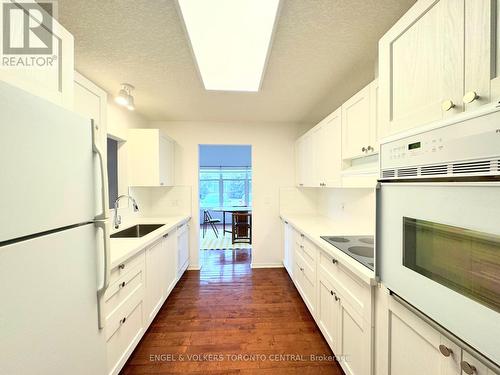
[
  {"left": 403, "top": 217, "right": 500, "bottom": 313},
  {"left": 377, "top": 182, "right": 500, "bottom": 364}
]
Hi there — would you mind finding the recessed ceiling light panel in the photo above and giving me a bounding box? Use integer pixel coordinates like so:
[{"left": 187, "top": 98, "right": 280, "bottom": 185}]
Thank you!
[{"left": 178, "top": 0, "right": 280, "bottom": 92}]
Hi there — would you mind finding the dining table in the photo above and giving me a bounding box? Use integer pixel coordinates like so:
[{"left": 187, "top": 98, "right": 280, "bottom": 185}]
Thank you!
[{"left": 209, "top": 206, "right": 252, "bottom": 236}]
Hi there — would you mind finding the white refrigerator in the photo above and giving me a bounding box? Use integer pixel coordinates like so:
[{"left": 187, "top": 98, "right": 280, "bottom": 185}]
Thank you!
[{"left": 0, "top": 82, "right": 110, "bottom": 374}]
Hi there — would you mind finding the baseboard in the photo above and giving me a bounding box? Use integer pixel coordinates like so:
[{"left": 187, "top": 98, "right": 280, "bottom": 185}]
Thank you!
[{"left": 251, "top": 263, "right": 284, "bottom": 269}]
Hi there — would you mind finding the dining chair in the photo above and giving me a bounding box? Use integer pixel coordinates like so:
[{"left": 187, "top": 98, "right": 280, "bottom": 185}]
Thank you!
[
  {"left": 231, "top": 211, "right": 252, "bottom": 244},
  {"left": 202, "top": 210, "right": 221, "bottom": 238}
]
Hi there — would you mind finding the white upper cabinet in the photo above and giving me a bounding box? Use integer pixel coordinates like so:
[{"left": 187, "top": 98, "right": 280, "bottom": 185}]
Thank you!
[
  {"left": 73, "top": 72, "right": 108, "bottom": 150},
  {"left": 379, "top": 0, "right": 500, "bottom": 137},
  {"left": 295, "top": 132, "right": 314, "bottom": 187},
  {"left": 342, "top": 81, "right": 378, "bottom": 160},
  {"left": 313, "top": 108, "right": 342, "bottom": 187},
  {"left": 127, "top": 129, "right": 175, "bottom": 187},
  {"left": 465, "top": 0, "right": 500, "bottom": 112},
  {"left": 0, "top": 2, "right": 74, "bottom": 109},
  {"left": 296, "top": 108, "right": 342, "bottom": 188}
]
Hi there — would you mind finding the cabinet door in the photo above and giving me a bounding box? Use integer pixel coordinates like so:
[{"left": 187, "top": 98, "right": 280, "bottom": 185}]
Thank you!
[
  {"left": 465, "top": 0, "right": 500, "bottom": 111},
  {"left": 0, "top": 3, "right": 74, "bottom": 109},
  {"left": 162, "top": 232, "right": 177, "bottom": 297},
  {"left": 74, "top": 72, "right": 108, "bottom": 151},
  {"left": 369, "top": 80, "right": 379, "bottom": 150},
  {"left": 302, "top": 133, "right": 315, "bottom": 187},
  {"left": 294, "top": 251, "right": 316, "bottom": 316},
  {"left": 177, "top": 224, "right": 189, "bottom": 277},
  {"left": 317, "top": 273, "right": 340, "bottom": 354},
  {"left": 314, "top": 108, "right": 342, "bottom": 187},
  {"left": 338, "top": 295, "right": 370, "bottom": 375},
  {"left": 386, "top": 298, "right": 460, "bottom": 375},
  {"left": 145, "top": 239, "right": 164, "bottom": 324},
  {"left": 159, "top": 135, "right": 175, "bottom": 186},
  {"left": 379, "top": 0, "right": 465, "bottom": 136},
  {"left": 342, "top": 84, "right": 371, "bottom": 159},
  {"left": 283, "top": 221, "right": 293, "bottom": 277}
]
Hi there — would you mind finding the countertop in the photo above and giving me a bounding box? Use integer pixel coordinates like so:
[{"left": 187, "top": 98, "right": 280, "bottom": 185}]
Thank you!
[
  {"left": 110, "top": 216, "right": 191, "bottom": 269},
  {"left": 280, "top": 213, "right": 376, "bottom": 285}
]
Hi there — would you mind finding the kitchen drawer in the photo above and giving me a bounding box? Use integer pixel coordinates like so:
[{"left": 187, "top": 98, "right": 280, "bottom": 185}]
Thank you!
[
  {"left": 104, "top": 261, "right": 144, "bottom": 318},
  {"left": 295, "top": 250, "right": 316, "bottom": 314},
  {"left": 293, "top": 229, "right": 304, "bottom": 248},
  {"left": 301, "top": 236, "right": 317, "bottom": 268},
  {"left": 106, "top": 297, "right": 144, "bottom": 375},
  {"left": 319, "top": 250, "right": 370, "bottom": 318},
  {"left": 105, "top": 283, "right": 144, "bottom": 342},
  {"left": 110, "top": 251, "right": 145, "bottom": 285}
]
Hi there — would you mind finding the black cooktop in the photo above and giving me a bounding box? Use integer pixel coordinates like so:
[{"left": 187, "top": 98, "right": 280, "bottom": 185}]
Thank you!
[{"left": 320, "top": 235, "right": 374, "bottom": 271}]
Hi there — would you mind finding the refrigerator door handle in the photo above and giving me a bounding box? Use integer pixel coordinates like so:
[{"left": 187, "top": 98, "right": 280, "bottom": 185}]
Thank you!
[
  {"left": 92, "top": 120, "right": 109, "bottom": 221},
  {"left": 95, "top": 219, "right": 111, "bottom": 329}
]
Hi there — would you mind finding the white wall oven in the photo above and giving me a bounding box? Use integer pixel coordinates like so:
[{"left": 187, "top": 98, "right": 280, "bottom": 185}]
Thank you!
[{"left": 377, "top": 105, "right": 500, "bottom": 367}]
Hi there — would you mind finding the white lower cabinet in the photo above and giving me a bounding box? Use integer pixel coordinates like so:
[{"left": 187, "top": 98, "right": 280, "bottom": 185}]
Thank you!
[
  {"left": 317, "top": 268, "right": 372, "bottom": 375},
  {"left": 145, "top": 238, "right": 165, "bottom": 324},
  {"left": 282, "top": 220, "right": 294, "bottom": 277},
  {"left": 106, "top": 221, "right": 190, "bottom": 375},
  {"left": 284, "top": 225, "right": 374, "bottom": 375},
  {"left": 163, "top": 231, "right": 177, "bottom": 296},
  {"left": 317, "top": 271, "right": 341, "bottom": 354},
  {"left": 381, "top": 294, "right": 499, "bottom": 375},
  {"left": 104, "top": 252, "right": 146, "bottom": 375},
  {"left": 177, "top": 223, "right": 189, "bottom": 279}
]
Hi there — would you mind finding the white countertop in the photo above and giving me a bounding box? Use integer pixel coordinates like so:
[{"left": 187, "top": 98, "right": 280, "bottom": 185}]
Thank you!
[
  {"left": 110, "top": 216, "right": 191, "bottom": 269},
  {"left": 280, "top": 213, "right": 376, "bottom": 285}
]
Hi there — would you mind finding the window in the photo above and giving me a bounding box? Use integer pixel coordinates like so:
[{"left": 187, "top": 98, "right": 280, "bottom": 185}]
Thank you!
[
  {"left": 200, "top": 167, "right": 252, "bottom": 208},
  {"left": 107, "top": 137, "right": 118, "bottom": 208}
]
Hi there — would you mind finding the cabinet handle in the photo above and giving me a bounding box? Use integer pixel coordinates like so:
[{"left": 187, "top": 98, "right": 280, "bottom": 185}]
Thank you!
[
  {"left": 300, "top": 245, "right": 304, "bottom": 249},
  {"left": 120, "top": 317, "right": 127, "bottom": 325},
  {"left": 332, "top": 258, "right": 338, "bottom": 264},
  {"left": 334, "top": 295, "right": 339, "bottom": 301},
  {"left": 118, "top": 264, "right": 125, "bottom": 270},
  {"left": 300, "top": 234, "right": 304, "bottom": 238},
  {"left": 163, "top": 233, "right": 169, "bottom": 238},
  {"left": 160, "top": 182, "right": 165, "bottom": 186},
  {"left": 119, "top": 281, "right": 126, "bottom": 288},
  {"left": 330, "top": 290, "right": 334, "bottom": 296},
  {"left": 441, "top": 99, "right": 455, "bottom": 111},
  {"left": 438, "top": 344, "right": 453, "bottom": 357},
  {"left": 299, "top": 183, "right": 304, "bottom": 187},
  {"left": 461, "top": 361, "right": 476, "bottom": 375},
  {"left": 362, "top": 146, "right": 367, "bottom": 153},
  {"left": 463, "top": 91, "right": 479, "bottom": 104},
  {"left": 300, "top": 267, "right": 304, "bottom": 272},
  {"left": 367, "top": 146, "right": 374, "bottom": 152}
]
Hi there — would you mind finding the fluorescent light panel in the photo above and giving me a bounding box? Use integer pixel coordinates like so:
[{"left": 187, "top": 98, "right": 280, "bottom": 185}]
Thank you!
[{"left": 178, "top": 0, "right": 280, "bottom": 92}]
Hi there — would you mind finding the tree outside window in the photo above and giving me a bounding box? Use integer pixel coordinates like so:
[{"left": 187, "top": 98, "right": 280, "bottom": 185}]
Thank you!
[{"left": 200, "top": 167, "right": 252, "bottom": 208}]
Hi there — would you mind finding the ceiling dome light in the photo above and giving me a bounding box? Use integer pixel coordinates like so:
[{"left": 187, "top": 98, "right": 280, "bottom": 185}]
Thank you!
[
  {"left": 114, "top": 83, "right": 135, "bottom": 109},
  {"left": 126, "top": 95, "right": 135, "bottom": 111}
]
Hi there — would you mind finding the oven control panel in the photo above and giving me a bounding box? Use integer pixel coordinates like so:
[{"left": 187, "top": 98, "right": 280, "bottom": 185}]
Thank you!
[
  {"left": 388, "top": 138, "right": 445, "bottom": 162},
  {"left": 381, "top": 107, "right": 500, "bottom": 172}
]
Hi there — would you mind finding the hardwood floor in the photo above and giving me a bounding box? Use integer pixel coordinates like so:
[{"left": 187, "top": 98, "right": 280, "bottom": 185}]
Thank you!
[{"left": 120, "top": 249, "right": 344, "bottom": 374}]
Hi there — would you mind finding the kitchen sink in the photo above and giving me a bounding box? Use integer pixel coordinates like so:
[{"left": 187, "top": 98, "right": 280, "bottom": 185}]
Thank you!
[{"left": 111, "top": 224, "right": 164, "bottom": 238}]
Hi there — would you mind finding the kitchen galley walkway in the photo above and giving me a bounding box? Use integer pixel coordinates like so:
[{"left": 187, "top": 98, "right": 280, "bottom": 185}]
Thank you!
[{"left": 120, "top": 249, "right": 344, "bottom": 374}]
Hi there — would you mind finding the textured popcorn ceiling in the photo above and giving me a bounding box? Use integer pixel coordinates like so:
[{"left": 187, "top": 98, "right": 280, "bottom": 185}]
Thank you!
[{"left": 58, "top": 0, "right": 415, "bottom": 123}]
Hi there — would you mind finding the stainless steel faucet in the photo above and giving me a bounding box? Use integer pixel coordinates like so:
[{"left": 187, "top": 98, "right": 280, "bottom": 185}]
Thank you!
[{"left": 113, "top": 195, "right": 139, "bottom": 229}]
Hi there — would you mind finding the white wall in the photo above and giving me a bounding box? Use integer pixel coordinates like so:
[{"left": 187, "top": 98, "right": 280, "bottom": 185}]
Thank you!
[
  {"left": 280, "top": 186, "right": 376, "bottom": 234},
  {"left": 149, "top": 120, "right": 299, "bottom": 269}
]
